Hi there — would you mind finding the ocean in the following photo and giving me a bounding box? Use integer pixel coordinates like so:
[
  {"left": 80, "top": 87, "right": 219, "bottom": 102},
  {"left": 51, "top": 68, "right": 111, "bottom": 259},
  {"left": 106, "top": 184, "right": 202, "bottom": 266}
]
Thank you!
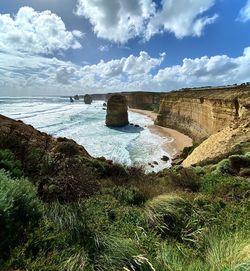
[{"left": 0, "top": 97, "right": 172, "bottom": 172}]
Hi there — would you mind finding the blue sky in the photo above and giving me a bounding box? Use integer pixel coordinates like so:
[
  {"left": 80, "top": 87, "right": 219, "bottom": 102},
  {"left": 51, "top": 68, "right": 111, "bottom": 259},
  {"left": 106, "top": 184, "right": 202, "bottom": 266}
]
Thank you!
[{"left": 0, "top": 0, "right": 250, "bottom": 96}]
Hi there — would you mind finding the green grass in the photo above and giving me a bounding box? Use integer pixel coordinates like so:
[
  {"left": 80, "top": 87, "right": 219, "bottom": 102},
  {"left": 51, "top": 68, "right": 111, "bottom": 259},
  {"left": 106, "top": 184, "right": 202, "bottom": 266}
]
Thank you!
[
  {"left": 0, "top": 149, "right": 22, "bottom": 177},
  {"left": 0, "top": 170, "right": 42, "bottom": 262},
  {"left": 0, "top": 143, "right": 250, "bottom": 271}
]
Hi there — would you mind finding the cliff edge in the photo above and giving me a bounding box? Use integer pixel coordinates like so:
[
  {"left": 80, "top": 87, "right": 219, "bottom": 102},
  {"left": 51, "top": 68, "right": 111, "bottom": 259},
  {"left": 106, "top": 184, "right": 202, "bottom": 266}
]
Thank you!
[{"left": 154, "top": 86, "right": 250, "bottom": 166}]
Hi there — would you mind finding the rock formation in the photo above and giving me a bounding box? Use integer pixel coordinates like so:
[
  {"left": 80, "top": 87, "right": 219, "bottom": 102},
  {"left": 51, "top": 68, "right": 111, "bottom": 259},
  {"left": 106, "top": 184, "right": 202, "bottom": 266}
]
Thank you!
[
  {"left": 118, "top": 85, "right": 249, "bottom": 166},
  {"left": 106, "top": 94, "right": 129, "bottom": 127},
  {"left": 106, "top": 92, "right": 163, "bottom": 111},
  {"left": 74, "top": 95, "right": 80, "bottom": 100},
  {"left": 155, "top": 86, "right": 250, "bottom": 142},
  {"left": 0, "top": 114, "right": 90, "bottom": 158},
  {"left": 84, "top": 94, "right": 92, "bottom": 104},
  {"left": 154, "top": 86, "right": 250, "bottom": 166}
]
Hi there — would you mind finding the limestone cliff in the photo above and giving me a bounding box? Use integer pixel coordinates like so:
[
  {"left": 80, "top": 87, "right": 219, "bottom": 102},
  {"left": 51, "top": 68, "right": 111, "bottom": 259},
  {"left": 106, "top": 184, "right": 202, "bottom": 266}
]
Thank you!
[
  {"left": 119, "top": 86, "right": 249, "bottom": 166},
  {"left": 155, "top": 86, "right": 250, "bottom": 142},
  {"left": 105, "top": 92, "right": 164, "bottom": 111},
  {"left": 106, "top": 94, "right": 129, "bottom": 127},
  {"left": 123, "top": 92, "right": 164, "bottom": 111}
]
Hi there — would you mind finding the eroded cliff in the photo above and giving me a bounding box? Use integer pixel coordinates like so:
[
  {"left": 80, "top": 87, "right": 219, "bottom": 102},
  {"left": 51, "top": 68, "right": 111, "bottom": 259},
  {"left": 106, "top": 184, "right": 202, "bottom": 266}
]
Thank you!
[
  {"left": 120, "top": 86, "right": 249, "bottom": 166},
  {"left": 155, "top": 86, "right": 250, "bottom": 142}
]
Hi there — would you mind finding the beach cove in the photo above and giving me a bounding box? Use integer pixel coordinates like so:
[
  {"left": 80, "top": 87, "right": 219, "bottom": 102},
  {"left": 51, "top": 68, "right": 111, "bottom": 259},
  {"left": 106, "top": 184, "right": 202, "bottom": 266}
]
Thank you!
[{"left": 0, "top": 97, "right": 189, "bottom": 172}]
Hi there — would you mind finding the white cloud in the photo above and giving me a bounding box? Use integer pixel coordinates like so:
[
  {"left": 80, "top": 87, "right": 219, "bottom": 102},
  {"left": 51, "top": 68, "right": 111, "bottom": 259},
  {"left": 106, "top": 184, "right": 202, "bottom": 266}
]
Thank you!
[
  {"left": 72, "top": 30, "right": 85, "bottom": 39},
  {"left": 80, "top": 51, "right": 164, "bottom": 78},
  {"left": 98, "top": 45, "right": 111, "bottom": 52},
  {"left": 238, "top": 0, "right": 250, "bottom": 22},
  {"left": 146, "top": 0, "right": 217, "bottom": 40},
  {"left": 75, "top": 0, "right": 217, "bottom": 43},
  {"left": 153, "top": 50, "right": 250, "bottom": 89},
  {"left": 1, "top": 48, "right": 250, "bottom": 96},
  {"left": 75, "top": 0, "right": 155, "bottom": 43},
  {"left": 0, "top": 6, "right": 83, "bottom": 54}
]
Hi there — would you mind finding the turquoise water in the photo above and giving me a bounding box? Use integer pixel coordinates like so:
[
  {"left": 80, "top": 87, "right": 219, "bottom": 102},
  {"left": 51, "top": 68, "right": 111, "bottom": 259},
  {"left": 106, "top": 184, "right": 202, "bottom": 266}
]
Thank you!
[{"left": 0, "top": 97, "right": 172, "bottom": 172}]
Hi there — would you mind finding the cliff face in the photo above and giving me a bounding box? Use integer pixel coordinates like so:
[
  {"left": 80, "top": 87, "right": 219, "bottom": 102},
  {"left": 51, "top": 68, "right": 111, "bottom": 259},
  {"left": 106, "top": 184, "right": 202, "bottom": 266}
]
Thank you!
[
  {"left": 155, "top": 86, "right": 250, "bottom": 142},
  {"left": 106, "top": 94, "right": 129, "bottom": 127},
  {"left": 112, "top": 92, "right": 164, "bottom": 111},
  {"left": 125, "top": 92, "right": 162, "bottom": 111},
  {"left": 121, "top": 86, "right": 249, "bottom": 166}
]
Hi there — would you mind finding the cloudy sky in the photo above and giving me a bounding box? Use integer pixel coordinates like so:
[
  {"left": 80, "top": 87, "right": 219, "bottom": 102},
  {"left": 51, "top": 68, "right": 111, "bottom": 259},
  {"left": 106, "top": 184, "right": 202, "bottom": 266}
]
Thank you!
[{"left": 0, "top": 0, "right": 250, "bottom": 96}]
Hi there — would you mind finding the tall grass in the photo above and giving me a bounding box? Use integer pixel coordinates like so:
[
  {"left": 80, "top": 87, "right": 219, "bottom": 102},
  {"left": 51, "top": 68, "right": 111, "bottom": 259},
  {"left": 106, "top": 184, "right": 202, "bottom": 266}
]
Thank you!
[
  {"left": 146, "top": 194, "right": 192, "bottom": 239},
  {"left": 96, "top": 236, "right": 155, "bottom": 271},
  {"left": 205, "top": 230, "right": 250, "bottom": 271}
]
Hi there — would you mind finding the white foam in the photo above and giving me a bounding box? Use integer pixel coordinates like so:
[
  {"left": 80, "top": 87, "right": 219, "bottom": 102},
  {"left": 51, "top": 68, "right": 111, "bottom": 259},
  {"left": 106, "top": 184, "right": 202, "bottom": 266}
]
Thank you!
[{"left": 0, "top": 97, "right": 172, "bottom": 172}]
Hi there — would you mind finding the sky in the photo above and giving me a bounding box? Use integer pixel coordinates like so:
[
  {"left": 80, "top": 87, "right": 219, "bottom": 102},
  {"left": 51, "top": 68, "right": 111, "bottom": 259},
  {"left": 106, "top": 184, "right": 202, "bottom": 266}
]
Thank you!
[{"left": 0, "top": 0, "right": 250, "bottom": 96}]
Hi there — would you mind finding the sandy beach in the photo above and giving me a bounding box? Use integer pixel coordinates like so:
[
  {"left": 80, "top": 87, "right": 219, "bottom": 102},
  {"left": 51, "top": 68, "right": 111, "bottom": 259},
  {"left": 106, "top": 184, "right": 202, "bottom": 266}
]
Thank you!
[{"left": 129, "top": 108, "right": 193, "bottom": 158}]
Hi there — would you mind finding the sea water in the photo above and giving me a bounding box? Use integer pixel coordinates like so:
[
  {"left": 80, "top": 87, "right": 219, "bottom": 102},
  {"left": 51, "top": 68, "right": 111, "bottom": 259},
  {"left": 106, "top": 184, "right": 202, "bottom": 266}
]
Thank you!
[{"left": 0, "top": 97, "right": 173, "bottom": 172}]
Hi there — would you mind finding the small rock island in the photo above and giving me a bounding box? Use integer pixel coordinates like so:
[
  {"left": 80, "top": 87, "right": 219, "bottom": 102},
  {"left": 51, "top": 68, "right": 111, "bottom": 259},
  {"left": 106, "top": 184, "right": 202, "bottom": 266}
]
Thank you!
[
  {"left": 106, "top": 94, "right": 129, "bottom": 127},
  {"left": 84, "top": 94, "right": 92, "bottom": 104}
]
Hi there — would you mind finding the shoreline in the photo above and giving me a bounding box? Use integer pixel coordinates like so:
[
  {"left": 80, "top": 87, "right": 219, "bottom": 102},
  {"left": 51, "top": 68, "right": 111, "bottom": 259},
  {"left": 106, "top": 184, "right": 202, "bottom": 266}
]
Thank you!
[{"left": 129, "top": 108, "right": 193, "bottom": 158}]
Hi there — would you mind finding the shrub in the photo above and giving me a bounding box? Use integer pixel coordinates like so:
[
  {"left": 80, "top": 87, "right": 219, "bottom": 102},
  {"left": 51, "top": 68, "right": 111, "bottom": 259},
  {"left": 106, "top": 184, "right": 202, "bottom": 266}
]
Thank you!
[
  {"left": 39, "top": 158, "right": 100, "bottom": 202},
  {"left": 213, "top": 159, "right": 232, "bottom": 175},
  {"left": 201, "top": 174, "right": 250, "bottom": 199},
  {"left": 179, "top": 142, "right": 200, "bottom": 160},
  {"left": 101, "top": 186, "right": 141, "bottom": 205},
  {"left": 229, "top": 153, "right": 250, "bottom": 173},
  {"left": 146, "top": 194, "right": 192, "bottom": 239},
  {"left": 169, "top": 168, "right": 201, "bottom": 192},
  {"left": 0, "top": 149, "right": 22, "bottom": 177},
  {"left": 0, "top": 171, "right": 42, "bottom": 260},
  {"left": 193, "top": 166, "right": 206, "bottom": 176},
  {"left": 54, "top": 141, "right": 79, "bottom": 156}
]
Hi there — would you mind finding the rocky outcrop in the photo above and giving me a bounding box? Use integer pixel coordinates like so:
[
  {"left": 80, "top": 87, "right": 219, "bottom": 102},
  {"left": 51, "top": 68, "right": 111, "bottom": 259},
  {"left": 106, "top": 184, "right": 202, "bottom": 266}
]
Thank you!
[
  {"left": 155, "top": 86, "right": 250, "bottom": 142},
  {"left": 183, "top": 115, "right": 250, "bottom": 167},
  {"left": 84, "top": 94, "right": 93, "bottom": 104},
  {"left": 0, "top": 114, "right": 90, "bottom": 158},
  {"left": 106, "top": 92, "right": 163, "bottom": 111},
  {"left": 106, "top": 94, "right": 129, "bottom": 127},
  {"left": 103, "top": 87, "right": 249, "bottom": 166}
]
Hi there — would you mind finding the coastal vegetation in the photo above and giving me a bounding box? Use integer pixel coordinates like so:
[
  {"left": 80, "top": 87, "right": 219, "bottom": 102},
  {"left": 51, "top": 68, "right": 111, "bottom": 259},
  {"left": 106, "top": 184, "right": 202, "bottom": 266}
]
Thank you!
[{"left": 0, "top": 115, "right": 249, "bottom": 270}]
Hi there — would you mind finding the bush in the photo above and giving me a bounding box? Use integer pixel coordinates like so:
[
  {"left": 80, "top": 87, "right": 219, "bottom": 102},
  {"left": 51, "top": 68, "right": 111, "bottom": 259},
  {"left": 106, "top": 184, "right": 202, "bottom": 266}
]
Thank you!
[
  {"left": 169, "top": 168, "right": 201, "bottom": 192},
  {"left": 39, "top": 157, "right": 100, "bottom": 202},
  {"left": 0, "top": 149, "right": 22, "bottom": 177},
  {"left": 101, "top": 186, "right": 142, "bottom": 205},
  {"left": 0, "top": 171, "right": 42, "bottom": 260},
  {"left": 54, "top": 141, "right": 79, "bottom": 156},
  {"left": 213, "top": 159, "right": 232, "bottom": 175},
  {"left": 146, "top": 194, "right": 192, "bottom": 239},
  {"left": 229, "top": 153, "right": 250, "bottom": 173},
  {"left": 201, "top": 174, "right": 250, "bottom": 199}
]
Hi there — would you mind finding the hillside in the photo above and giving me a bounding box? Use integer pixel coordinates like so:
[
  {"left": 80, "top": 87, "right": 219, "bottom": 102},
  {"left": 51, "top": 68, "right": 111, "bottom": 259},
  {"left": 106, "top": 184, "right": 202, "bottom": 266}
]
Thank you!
[{"left": 0, "top": 113, "right": 250, "bottom": 270}]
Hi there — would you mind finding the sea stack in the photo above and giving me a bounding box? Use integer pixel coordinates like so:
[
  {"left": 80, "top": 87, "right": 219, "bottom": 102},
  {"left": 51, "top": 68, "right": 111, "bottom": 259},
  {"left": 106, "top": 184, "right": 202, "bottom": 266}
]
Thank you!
[
  {"left": 106, "top": 94, "right": 129, "bottom": 127},
  {"left": 84, "top": 94, "right": 92, "bottom": 104}
]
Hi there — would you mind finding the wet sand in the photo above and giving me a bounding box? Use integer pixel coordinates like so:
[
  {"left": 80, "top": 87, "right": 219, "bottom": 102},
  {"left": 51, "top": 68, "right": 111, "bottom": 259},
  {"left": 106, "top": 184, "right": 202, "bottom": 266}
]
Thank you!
[{"left": 129, "top": 108, "right": 193, "bottom": 158}]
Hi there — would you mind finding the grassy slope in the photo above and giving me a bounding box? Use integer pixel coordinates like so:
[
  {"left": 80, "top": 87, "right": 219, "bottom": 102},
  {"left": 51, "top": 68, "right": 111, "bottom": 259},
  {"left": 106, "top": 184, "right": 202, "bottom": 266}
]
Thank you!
[{"left": 0, "top": 116, "right": 250, "bottom": 271}]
